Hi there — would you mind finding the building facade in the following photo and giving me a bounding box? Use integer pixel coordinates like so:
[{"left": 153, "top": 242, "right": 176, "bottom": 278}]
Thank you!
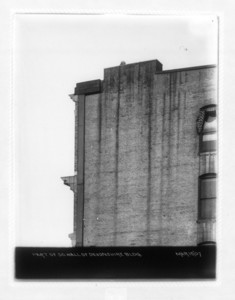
[{"left": 62, "top": 59, "right": 217, "bottom": 247}]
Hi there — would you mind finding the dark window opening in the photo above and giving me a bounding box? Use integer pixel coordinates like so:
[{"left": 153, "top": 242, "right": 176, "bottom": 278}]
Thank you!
[{"left": 198, "top": 173, "right": 217, "bottom": 221}]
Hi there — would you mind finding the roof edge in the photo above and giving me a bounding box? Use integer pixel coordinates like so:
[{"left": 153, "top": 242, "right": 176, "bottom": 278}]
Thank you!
[
  {"left": 156, "top": 64, "right": 217, "bottom": 74},
  {"left": 104, "top": 59, "right": 163, "bottom": 71}
]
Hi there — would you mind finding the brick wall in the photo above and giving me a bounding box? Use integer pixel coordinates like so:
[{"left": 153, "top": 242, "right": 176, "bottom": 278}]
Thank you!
[{"left": 82, "top": 62, "right": 217, "bottom": 246}]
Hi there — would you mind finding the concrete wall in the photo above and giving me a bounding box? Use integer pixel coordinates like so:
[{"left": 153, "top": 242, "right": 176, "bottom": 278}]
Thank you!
[{"left": 82, "top": 61, "right": 217, "bottom": 246}]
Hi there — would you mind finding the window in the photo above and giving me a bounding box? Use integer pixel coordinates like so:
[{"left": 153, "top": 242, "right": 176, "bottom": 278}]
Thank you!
[
  {"left": 198, "top": 173, "right": 216, "bottom": 220},
  {"left": 196, "top": 105, "right": 217, "bottom": 153}
]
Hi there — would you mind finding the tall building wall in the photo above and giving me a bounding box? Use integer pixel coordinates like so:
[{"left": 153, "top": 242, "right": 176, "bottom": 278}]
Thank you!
[
  {"left": 62, "top": 60, "right": 217, "bottom": 247},
  {"left": 152, "top": 67, "right": 216, "bottom": 246}
]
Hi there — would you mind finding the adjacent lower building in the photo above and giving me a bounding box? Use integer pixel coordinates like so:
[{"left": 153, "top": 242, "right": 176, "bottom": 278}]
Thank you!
[{"left": 62, "top": 59, "right": 217, "bottom": 247}]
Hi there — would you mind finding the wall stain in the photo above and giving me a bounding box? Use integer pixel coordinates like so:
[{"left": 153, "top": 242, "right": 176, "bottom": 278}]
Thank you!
[
  {"left": 159, "top": 89, "right": 167, "bottom": 245},
  {"left": 183, "top": 90, "right": 187, "bottom": 143},
  {"left": 146, "top": 64, "right": 153, "bottom": 245},
  {"left": 177, "top": 90, "right": 181, "bottom": 158},
  {"left": 94, "top": 94, "right": 102, "bottom": 244},
  {"left": 113, "top": 67, "right": 121, "bottom": 245}
]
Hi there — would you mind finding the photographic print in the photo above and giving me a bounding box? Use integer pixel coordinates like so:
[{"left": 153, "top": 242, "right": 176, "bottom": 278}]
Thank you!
[{"left": 14, "top": 13, "right": 218, "bottom": 279}]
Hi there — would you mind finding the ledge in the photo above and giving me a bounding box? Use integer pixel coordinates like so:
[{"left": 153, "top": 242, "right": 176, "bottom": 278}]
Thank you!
[
  {"left": 155, "top": 64, "right": 216, "bottom": 74},
  {"left": 61, "top": 175, "right": 77, "bottom": 192},
  {"left": 68, "top": 232, "right": 76, "bottom": 247}
]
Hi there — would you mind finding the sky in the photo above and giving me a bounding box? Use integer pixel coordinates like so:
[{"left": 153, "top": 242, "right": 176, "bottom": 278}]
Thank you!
[{"left": 14, "top": 14, "right": 218, "bottom": 247}]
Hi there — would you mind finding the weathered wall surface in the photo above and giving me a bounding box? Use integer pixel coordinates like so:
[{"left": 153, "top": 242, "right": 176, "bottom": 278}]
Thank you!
[
  {"left": 151, "top": 67, "right": 217, "bottom": 246},
  {"left": 83, "top": 62, "right": 217, "bottom": 246}
]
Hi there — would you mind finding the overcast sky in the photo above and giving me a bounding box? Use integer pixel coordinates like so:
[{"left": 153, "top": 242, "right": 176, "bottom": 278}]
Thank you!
[{"left": 14, "top": 14, "right": 218, "bottom": 247}]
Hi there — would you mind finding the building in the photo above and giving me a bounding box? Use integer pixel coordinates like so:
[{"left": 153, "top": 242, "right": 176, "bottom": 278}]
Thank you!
[{"left": 62, "top": 59, "right": 217, "bottom": 247}]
